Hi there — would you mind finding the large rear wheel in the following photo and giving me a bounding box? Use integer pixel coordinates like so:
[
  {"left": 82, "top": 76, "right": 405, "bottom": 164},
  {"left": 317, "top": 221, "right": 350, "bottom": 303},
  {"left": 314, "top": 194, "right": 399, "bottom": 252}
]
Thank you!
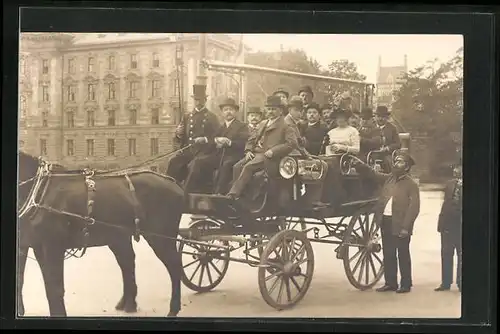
[
  {"left": 341, "top": 212, "right": 384, "bottom": 290},
  {"left": 179, "top": 220, "right": 230, "bottom": 293},
  {"left": 258, "top": 229, "right": 314, "bottom": 310}
]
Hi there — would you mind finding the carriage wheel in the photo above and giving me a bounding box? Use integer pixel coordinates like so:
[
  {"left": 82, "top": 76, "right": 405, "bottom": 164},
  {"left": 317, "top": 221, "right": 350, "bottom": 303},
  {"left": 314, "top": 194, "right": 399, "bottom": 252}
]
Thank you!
[
  {"left": 342, "top": 212, "right": 384, "bottom": 290},
  {"left": 179, "top": 220, "right": 230, "bottom": 293},
  {"left": 258, "top": 229, "right": 314, "bottom": 310}
]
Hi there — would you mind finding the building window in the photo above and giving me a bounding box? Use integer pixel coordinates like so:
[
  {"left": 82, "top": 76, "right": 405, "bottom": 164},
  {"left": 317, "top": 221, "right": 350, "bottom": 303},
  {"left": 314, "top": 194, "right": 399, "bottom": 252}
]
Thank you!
[
  {"left": 42, "top": 85, "right": 50, "bottom": 102},
  {"left": 107, "top": 82, "right": 116, "bottom": 100},
  {"left": 67, "top": 85, "right": 76, "bottom": 101},
  {"left": 108, "top": 110, "right": 116, "bottom": 126},
  {"left": 129, "top": 109, "right": 137, "bottom": 125},
  {"left": 20, "top": 96, "right": 27, "bottom": 116},
  {"left": 88, "top": 57, "right": 95, "bottom": 72},
  {"left": 68, "top": 58, "right": 75, "bottom": 74},
  {"left": 66, "top": 111, "right": 75, "bottom": 128},
  {"left": 130, "top": 54, "right": 138, "bottom": 69},
  {"left": 151, "top": 80, "right": 161, "bottom": 98},
  {"left": 42, "top": 111, "right": 48, "bottom": 127},
  {"left": 87, "top": 84, "right": 96, "bottom": 101},
  {"left": 150, "top": 138, "right": 159, "bottom": 156},
  {"left": 153, "top": 52, "right": 160, "bottom": 67},
  {"left": 86, "top": 139, "right": 94, "bottom": 156},
  {"left": 66, "top": 139, "right": 74, "bottom": 156},
  {"left": 87, "top": 109, "right": 95, "bottom": 127},
  {"left": 107, "top": 138, "right": 115, "bottom": 156},
  {"left": 108, "top": 55, "right": 115, "bottom": 70},
  {"left": 42, "top": 59, "right": 49, "bottom": 74},
  {"left": 151, "top": 108, "right": 159, "bottom": 125},
  {"left": 128, "top": 138, "right": 136, "bottom": 156},
  {"left": 150, "top": 166, "right": 158, "bottom": 172},
  {"left": 40, "top": 139, "right": 47, "bottom": 156},
  {"left": 129, "top": 81, "right": 139, "bottom": 98}
]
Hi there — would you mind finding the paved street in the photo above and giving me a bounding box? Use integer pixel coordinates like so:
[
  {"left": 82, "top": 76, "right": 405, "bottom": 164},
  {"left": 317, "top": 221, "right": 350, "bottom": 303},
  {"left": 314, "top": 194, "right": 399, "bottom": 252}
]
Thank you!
[{"left": 20, "top": 190, "right": 461, "bottom": 318}]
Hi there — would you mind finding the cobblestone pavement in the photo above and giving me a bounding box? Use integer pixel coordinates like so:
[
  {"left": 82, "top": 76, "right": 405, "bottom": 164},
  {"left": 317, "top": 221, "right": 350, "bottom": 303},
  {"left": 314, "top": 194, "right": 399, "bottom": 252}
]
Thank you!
[{"left": 20, "top": 190, "right": 461, "bottom": 318}]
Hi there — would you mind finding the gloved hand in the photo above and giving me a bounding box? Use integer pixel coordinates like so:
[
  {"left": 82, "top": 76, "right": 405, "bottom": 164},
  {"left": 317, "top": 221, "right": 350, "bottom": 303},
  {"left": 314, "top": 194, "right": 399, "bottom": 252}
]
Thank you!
[{"left": 193, "top": 137, "right": 208, "bottom": 145}]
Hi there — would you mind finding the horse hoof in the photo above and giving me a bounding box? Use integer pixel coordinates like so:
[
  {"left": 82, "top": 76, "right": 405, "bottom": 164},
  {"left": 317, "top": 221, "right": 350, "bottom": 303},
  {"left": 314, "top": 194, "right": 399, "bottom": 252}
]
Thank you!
[
  {"left": 124, "top": 302, "right": 138, "bottom": 313},
  {"left": 115, "top": 298, "right": 126, "bottom": 311}
]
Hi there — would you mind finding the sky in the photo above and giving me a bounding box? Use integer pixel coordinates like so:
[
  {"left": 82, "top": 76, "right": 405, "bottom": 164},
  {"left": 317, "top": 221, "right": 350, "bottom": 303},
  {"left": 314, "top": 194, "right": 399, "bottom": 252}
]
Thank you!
[{"left": 232, "top": 34, "right": 463, "bottom": 83}]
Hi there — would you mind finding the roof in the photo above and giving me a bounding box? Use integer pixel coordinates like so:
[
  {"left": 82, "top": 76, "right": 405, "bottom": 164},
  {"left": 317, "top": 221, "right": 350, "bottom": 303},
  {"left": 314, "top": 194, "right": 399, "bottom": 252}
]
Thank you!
[
  {"left": 377, "top": 66, "right": 406, "bottom": 84},
  {"left": 72, "top": 33, "right": 175, "bottom": 46}
]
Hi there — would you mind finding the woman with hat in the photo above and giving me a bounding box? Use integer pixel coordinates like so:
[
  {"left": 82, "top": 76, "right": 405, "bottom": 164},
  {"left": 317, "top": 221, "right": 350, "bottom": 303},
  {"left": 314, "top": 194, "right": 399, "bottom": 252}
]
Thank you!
[{"left": 307, "top": 109, "right": 360, "bottom": 207}]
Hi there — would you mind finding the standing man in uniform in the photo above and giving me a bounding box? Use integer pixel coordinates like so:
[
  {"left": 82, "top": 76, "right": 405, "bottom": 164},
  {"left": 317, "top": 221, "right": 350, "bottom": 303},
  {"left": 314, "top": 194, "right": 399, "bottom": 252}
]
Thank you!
[
  {"left": 435, "top": 160, "right": 462, "bottom": 292},
  {"left": 359, "top": 107, "right": 383, "bottom": 160},
  {"left": 210, "top": 97, "right": 250, "bottom": 195},
  {"left": 374, "top": 106, "right": 401, "bottom": 168},
  {"left": 302, "top": 103, "right": 329, "bottom": 156},
  {"left": 354, "top": 153, "right": 420, "bottom": 293},
  {"left": 247, "top": 106, "right": 264, "bottom": 136},
  {"left": 167, "top": 84, "right": 221, "bottom": 193}
]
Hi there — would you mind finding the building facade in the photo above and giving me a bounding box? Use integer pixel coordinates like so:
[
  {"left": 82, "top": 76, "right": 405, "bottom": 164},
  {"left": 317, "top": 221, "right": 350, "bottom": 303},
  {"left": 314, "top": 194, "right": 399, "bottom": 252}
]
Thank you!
[
  {"left": 375, "top": 55, "right": 408, "bottom": 109},
  {"left": 19, "top": 33, "right": 241, "bottom": 169}
]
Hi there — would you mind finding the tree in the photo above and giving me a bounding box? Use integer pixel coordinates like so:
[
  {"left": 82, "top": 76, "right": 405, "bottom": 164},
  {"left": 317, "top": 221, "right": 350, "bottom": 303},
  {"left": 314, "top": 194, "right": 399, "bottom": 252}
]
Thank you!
[
  {"left": 391, "top": 47, "right": 463, "bottom": 179},
  {"left": 327, "top": 59, "right": 367, "bottom": 81}
]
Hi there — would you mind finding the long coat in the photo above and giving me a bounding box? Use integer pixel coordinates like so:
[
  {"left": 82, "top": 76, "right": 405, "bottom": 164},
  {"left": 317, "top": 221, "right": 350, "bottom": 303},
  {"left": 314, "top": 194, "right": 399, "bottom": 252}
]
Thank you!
[
  {"left": 437, "top": 178, "right": 462, "bottom": 234},
  {"left": 356, "top": 163, "right": 421, "bottom": 236},
  {"left": 377, "top": 122, "right": 401, "bottom": 152},
  {"left": 210, "top": 119, "right": 249, "bottom": 162},
  {"left": 246, "top": 116, "right": 299, "bottom": 159}
]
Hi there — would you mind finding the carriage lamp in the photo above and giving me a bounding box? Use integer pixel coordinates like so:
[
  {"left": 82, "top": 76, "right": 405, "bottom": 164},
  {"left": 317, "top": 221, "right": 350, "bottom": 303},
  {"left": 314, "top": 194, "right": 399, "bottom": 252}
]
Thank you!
[{"left": 279, "top": 156, "right": 298, "bottom": 179}]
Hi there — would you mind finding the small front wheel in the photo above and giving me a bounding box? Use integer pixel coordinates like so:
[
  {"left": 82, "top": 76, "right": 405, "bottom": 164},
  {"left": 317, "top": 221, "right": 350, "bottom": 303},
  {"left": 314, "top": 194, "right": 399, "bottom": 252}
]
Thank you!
[{"left": 258, "top": 229, "right": 314, "bottom": 310}]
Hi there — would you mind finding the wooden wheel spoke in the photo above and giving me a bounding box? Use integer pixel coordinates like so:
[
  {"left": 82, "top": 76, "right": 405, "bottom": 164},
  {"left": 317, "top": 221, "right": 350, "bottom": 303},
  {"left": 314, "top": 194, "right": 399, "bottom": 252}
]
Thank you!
[
  {"left": 183, "top": 258, "right": 199, "bottom": 269},
  {"left": 285, "top": 277, "right": 292, "bottom": 302},
  {"left": 287, "top": 237, "right": 297, "bottom": 257},
  {"left": 352, "top": 250, "right": 366, "bottom": 274},
  {"left": 265, "top": 270, "right": 284, "bottom": 282},
  {"left": 294, "top": 256, "right": 309, "bottom": 267},
  {"left": 357, "top": 253, "right": 366, "bottom": 283},
  {"left": 373, "top": 252, "right": 383, "bottom": 266},
  {"left": 268, "top": 276, "right": 281, "bottom": 295},
  {"left": 368, "top": 254, "right": 378, "bottom": 278},
  {"left": 276, "top": 279, "right": 285, "bottom": 304},
  {"left": 290, "top": 276, "right": 302, "bottom": 292},
  {"left": 205, "top": 263, "right": 214, "bottom": 286},
  {"left": 291, "top": 244, "right": 306, "bottom": 263},
  {"left": 357, "top": 216, "right": 366, "bottom": 235},
  {"left": 189, "top": 261, "right": 202, "bottom": 282},
  {"left": 349, "top": 248, "right": 363, "bottom": 263},
  {"left": 198, "top": 262, "right": 206, "bottom": 287},
  {"left": 365, "top": 254, "right": 370, "bottom": 285},
  {"left": 282, "top": 239, "right": 290, "bottom": 260}
]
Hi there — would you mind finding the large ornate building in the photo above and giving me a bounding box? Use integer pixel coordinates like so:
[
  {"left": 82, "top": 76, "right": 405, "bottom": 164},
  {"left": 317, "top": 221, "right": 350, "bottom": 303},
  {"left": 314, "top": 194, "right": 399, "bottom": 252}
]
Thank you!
[
  {"left": 375, "top": 55, "right": 408, "bottom": 109},
  {"left": 19, "top": 33, "right": 242, "bottom": 169}
]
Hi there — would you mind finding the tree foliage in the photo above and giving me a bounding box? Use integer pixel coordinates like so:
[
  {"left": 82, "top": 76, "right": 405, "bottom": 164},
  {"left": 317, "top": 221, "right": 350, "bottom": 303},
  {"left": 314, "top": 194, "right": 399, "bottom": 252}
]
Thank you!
[{"left": 391, "top": 47, "right": 463, "bottom": 176}]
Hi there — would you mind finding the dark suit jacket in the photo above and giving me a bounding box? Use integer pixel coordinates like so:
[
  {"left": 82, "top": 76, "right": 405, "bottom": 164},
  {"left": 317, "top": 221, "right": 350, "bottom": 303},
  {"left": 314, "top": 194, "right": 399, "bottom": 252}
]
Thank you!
[
  {"left": 246, "top": 116, "right": 299, "bottom": 159},
  {"left": 303, "top": 121, "right": 329, "bottom": 155},
  {"left": 209, "top": 119, "right": 249, "bottom": 162},
  {"left": 437, "top": 178, "right": 462, "bottom": 234},
  {"left": 356, "top": 163, "right": 421, "bottom": 236},
  {"left": 377, "top": 122, "right": 401, "bottom": 152},
  {"left": 359, "top": 121, "right": 383, "bottom": 155},
  {"left": 173, "top": 107, "right": 221, "bottom": 155}
]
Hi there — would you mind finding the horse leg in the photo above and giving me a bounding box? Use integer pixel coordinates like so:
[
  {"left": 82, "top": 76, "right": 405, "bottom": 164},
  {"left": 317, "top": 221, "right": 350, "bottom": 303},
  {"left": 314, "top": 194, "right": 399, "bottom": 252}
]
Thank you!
[
  {"left": 17, "top": 246, "right": 29, "bottom": 316},
  {"left": 35, "top": 243, "right": 67, "bottom": 317},
  {"left": 144, "top": 235, "right": 182, "bottom": 317},
  {"left": 108, "top": 238, "right": 138, "bottom": 313}
]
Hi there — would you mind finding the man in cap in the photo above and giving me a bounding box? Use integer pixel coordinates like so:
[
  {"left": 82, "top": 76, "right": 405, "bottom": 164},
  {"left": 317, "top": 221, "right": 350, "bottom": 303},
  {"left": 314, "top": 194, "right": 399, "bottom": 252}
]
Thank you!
[
  {"left": 353, "top": 152, "right": 420, "bottom": 294},
  {"left": 167, "top": 84, "right": 221, "bottom": 193},
  {"left": 302, "top": 102, "right": 329, "bottom": 155},
  {"left": 375, "top": 106, "right": 401, "bottom": 168},
  {"left": 349, "top": 109, "right": 361, "bottom": 129},
  {"left": 298, "top": 85, "right": 315, "bottom": 121},
  {"left": 273, "top": 88, "right": 289, "bottom": 107},
  {"left": 359, "top": 107, "right": 383, "bottom": 160},
  {"left": 227, "top": 95, "right": 299, "bottom": 200},
  {"left": 321, "top": 104, "right": 336, "bottom": 130},
  {"left": 435, "top": 159, "right": 462, "bottom": 293},
  {"left": 246, "top": 106, "right": 264, "bottom": 136}
]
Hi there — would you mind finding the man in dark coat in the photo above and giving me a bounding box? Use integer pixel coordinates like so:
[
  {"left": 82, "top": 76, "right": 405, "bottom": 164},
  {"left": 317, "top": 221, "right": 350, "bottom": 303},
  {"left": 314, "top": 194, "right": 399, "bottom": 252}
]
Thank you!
[
  {"left": 210, "top": 98, "right": 250, "bottom": 195},
  {"left": 321, "top": 104, "right": 336, "bottom": 130},
  {"left": 435, "top": 161, "right": 462, "bottom": 292},
  {"left": 284, "top": 96, "right": 310, "bottom": 156},
  {"left": 374, "top": 105, "right": 401, "bottom": 168},
  {"left": 354, "top": 152, "right": 420, "bottom": 293},
  {"left": 359, "top": 107, "right": 383, "bottom": 160},
  {"left": 227, "top": 95, "right": 299, "bottom": 199},
  {"left": 303, "top": 102, "right": 329, "bottom": 155},
  {"left": 247, "top": 106, "right": 264, "bottom": 136},
  {"left": 273, "top": 87, "right": 289, "bottom": 115},
  {"left": 167, "top": 84, "right": 221, "bottom": 193},
  {"left": 298, "top": 85, "right": 315, "bottom": 121}
]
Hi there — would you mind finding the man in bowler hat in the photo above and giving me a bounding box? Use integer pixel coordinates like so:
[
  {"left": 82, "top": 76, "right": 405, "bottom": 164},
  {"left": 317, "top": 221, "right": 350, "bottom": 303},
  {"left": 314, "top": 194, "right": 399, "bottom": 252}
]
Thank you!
[
  {"left": 359, "top": 107, "right": 383, "bottom": 159},
  {"left": 302, "top": 102, "right": 329, "bottom": 155},
  {"left": 374, "top": 105, "right": 401, "bottom": 168},
  {"left": 247, "top": 106, "right": 264, "bottom": 136},
  {"left": 227, "top": 95, "right": 299, "bottom": 200},
  {"left": 167, "top": 84, "right": 221, "bottom": 193},
  {"left": 298, "top": 85, "right": 315, "bottom": 121},
  {"left": 435, "top": 160, "right": 462, "bottom": 292},
  {"left": 353, "top": 152, "right": 420, "bottom": 293}
]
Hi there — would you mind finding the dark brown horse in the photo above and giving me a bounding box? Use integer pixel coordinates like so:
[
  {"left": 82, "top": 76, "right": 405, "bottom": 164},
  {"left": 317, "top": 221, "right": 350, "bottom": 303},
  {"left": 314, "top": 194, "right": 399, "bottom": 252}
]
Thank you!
[{"left": 17, "top": 151, "right": 185, "bottom": 317}]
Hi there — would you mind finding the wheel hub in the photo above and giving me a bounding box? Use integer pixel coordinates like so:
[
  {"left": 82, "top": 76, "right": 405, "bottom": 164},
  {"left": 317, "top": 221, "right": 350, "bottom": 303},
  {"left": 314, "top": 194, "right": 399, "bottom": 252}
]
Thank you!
[{"left": 366, "top": 241, "right": 382, "bottom": 253}]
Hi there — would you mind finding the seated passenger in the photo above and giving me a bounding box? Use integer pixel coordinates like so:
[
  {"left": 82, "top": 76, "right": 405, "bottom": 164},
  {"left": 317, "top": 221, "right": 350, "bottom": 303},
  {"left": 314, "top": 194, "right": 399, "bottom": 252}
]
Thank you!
[
  {"left": 285, "top": 96, "right": 312, "bottom": 157},
  {"left": 210, "top": 97, "right": 250, "bottom": 195},
  {"left": 227, "top": 96, "right": 299, "bottom": 201},
  {"left": 374, "top": 106, "right": 401, "bottom": 169},
  {"left": 307, "top": 109, "right": 360, "bottom": 207},
  {"left": 359, "top": 107, "right": 383, "bottom": 159},
  {"left": 302, "top": 103, "right": 329, "bottom": 155}
]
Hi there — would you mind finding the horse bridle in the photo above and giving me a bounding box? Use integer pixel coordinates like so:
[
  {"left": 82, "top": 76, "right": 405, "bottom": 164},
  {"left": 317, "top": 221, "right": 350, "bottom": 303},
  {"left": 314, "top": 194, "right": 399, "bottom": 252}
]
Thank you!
[{"left": 18, "top": 157, "right": 52, "bottom": 219}]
